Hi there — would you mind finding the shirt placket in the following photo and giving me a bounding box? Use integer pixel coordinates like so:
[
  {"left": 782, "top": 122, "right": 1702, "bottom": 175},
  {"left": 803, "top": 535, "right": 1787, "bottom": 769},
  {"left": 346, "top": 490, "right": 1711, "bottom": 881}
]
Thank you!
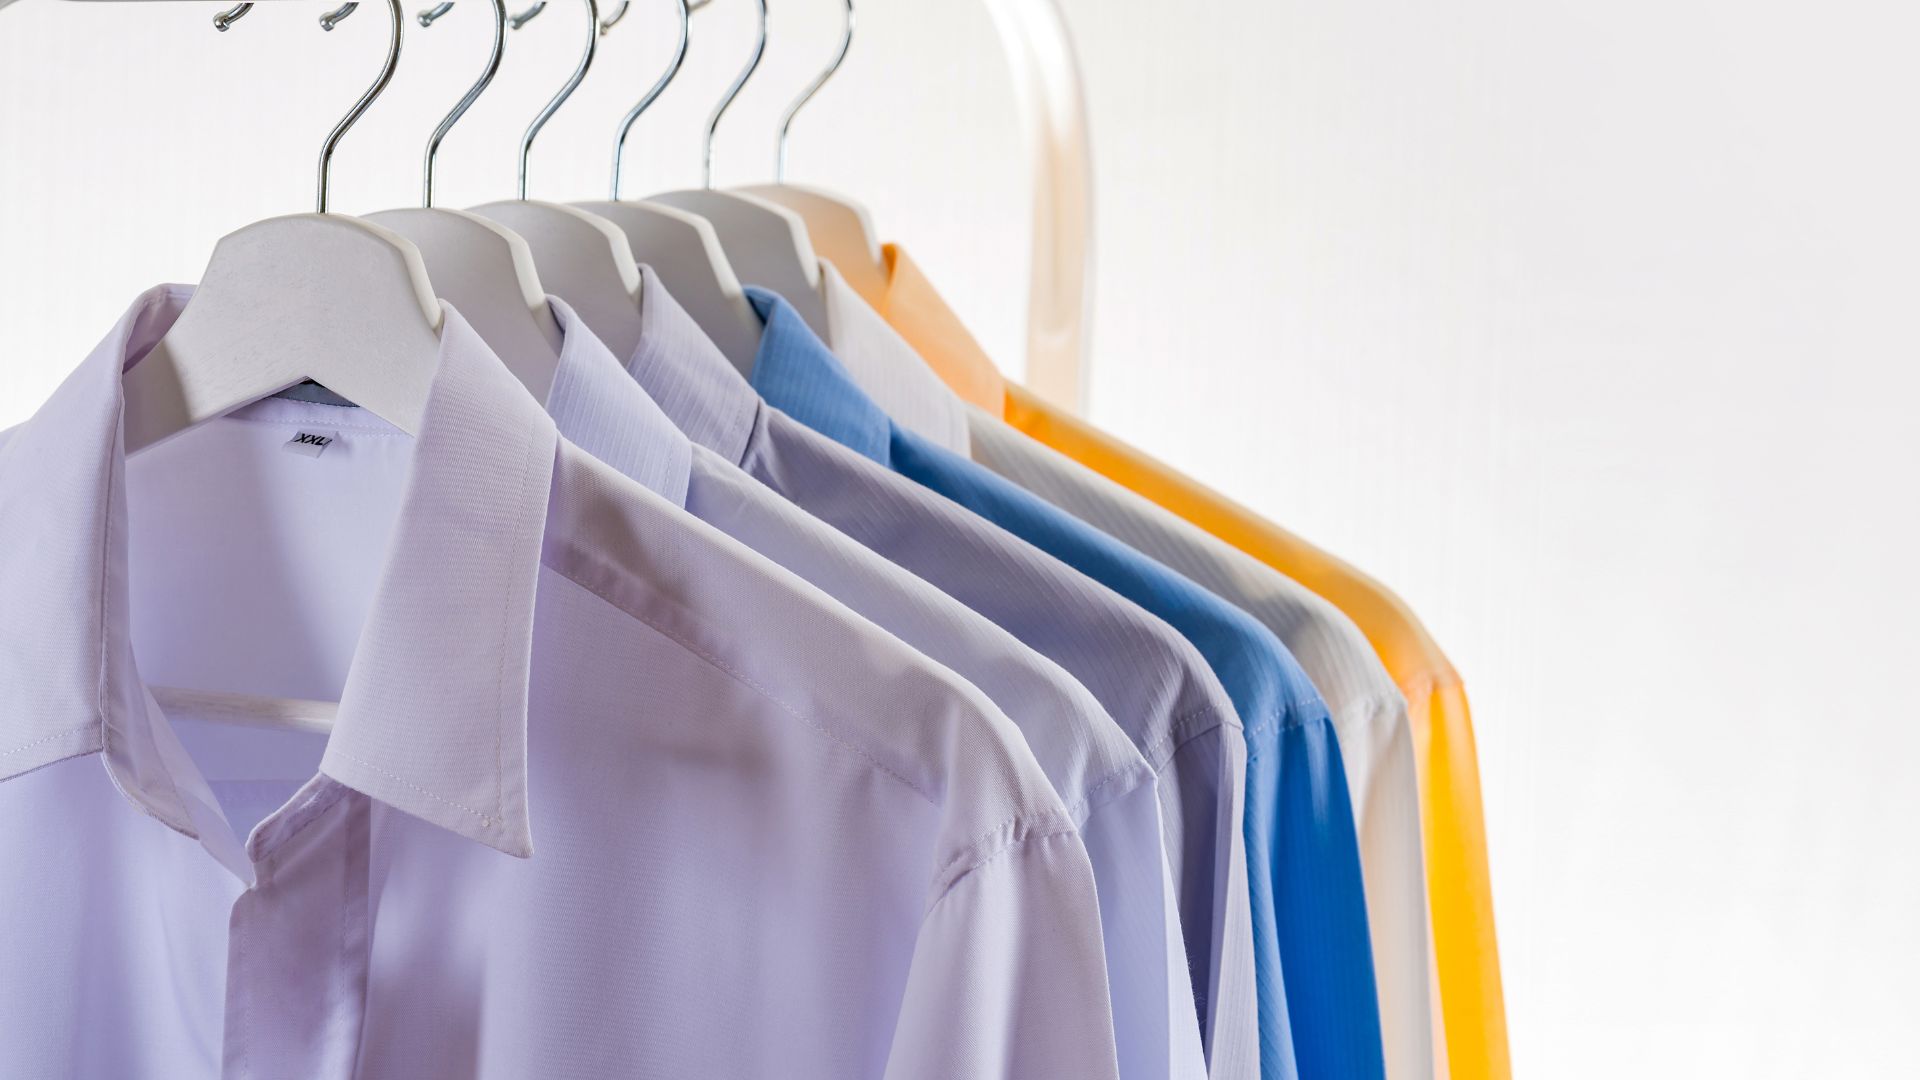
[{"left": 223, "top": 779, "right": 373, "bottom": 1080}]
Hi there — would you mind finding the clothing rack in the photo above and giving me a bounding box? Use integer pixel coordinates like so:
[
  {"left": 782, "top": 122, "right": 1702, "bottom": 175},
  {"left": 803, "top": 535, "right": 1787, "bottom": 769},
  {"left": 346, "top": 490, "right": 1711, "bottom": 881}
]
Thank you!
[
  {"left": 0, "top": 3, "right": 1511, "bottom": 1075},
  {"left": 982, "top": 0, "right": 1092, "bottom": 413}
]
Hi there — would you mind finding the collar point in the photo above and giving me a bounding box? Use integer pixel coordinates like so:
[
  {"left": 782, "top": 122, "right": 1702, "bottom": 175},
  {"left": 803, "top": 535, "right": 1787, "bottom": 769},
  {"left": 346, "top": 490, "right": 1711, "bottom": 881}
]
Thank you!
[{"left": 488, "top": 820, "right": 535, "bottom": 860}]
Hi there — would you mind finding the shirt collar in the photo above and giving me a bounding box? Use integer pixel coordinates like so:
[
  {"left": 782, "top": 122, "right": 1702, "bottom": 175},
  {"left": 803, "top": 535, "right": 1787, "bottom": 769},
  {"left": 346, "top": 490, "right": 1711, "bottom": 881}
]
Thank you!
[
  {"left": 876, "top": 244, "right": 1007, "bottom": 414},
  {"left": 815, "top": 260, "right": 972, "bottom": 455},
  {"left": 0, "top": 285, "right": 559, "bottom": 859},
  {"left": 623, "top": 265, "right": 761, "bottom": 468},
  {"left": 745, "top": 286, "right": 897, "bottom": 465},
  {"left": 542, "top": 295, "right": 690, "bottom": 508}
]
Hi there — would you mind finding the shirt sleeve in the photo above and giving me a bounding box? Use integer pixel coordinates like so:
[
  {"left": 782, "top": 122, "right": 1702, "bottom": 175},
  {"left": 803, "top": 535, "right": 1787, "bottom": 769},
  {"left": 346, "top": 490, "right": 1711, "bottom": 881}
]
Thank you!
[
  {"left": 1079, "top": 777, "right": 1211, "bottom": 1080},
  {"left": 884, "top": 829, "right": 1122, "bottom": 1080},
  {"left": 1342, "top": 693, "right": 1437, "bottom": 1080}
]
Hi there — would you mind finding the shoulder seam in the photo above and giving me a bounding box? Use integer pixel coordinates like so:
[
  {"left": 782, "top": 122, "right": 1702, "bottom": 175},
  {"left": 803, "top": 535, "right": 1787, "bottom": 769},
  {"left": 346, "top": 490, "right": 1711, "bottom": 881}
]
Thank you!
[
  {"left": 1064, "top": 759, "right": 1157, "bottom": 823},
  {"left": 1244, "top": 699, "right": 1329, "bottom": 761},
  {"left": 1142, "top": 700, "right": 1234, "bottom": 767},
  {"left": 1331, "top": 690, "right": 1410, "bottom": 737},
  {"left": 926, "top": 815, "right": 1082, "bottom": 917}
]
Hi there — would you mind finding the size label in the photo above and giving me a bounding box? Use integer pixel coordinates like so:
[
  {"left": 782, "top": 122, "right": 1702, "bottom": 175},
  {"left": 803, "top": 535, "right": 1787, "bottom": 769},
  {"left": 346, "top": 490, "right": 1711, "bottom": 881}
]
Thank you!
[{"left": 283, "top": 430, "right": 338, "bottom": 458}]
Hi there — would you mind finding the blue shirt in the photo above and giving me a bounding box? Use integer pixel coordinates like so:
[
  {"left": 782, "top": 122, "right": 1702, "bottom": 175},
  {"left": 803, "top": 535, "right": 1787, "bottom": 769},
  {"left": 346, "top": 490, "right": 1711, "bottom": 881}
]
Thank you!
[{"left": 748, "top": 288, "right": 1387, "bottom": 1080}]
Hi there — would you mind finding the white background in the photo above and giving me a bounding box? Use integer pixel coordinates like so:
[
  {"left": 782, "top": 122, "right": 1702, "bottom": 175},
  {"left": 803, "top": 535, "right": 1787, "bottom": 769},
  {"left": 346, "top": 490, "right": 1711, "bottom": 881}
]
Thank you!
[{"left": 4, "top": 1, "right": 1918, "bottom": 1075}]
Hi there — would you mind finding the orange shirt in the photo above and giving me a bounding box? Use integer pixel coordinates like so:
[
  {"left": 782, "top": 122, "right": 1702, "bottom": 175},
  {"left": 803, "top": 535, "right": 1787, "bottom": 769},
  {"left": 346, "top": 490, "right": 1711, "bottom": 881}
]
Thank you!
[{"left": 869, "top": 243, "right": 1510, "bottom": 1080}]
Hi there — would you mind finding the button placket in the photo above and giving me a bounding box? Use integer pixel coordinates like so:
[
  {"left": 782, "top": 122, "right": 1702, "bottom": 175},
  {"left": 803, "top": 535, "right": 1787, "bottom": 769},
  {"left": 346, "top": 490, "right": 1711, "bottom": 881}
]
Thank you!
[{"left": 223, "top": 781, "right": 372, "bottom": 1080}]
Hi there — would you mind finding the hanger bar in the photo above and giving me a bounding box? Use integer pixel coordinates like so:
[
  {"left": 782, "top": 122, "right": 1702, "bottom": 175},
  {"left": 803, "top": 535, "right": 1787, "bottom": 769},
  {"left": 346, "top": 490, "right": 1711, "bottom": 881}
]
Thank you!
[{"left": 151, "top": 686, "right": 339, "bottom": 735}]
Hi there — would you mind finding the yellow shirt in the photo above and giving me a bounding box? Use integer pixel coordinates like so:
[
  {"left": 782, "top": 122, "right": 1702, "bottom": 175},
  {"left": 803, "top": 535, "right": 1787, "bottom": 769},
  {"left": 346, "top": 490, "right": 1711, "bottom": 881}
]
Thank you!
[{"left": 870, "top": 243, "right": 1511, "bottom": 1080}]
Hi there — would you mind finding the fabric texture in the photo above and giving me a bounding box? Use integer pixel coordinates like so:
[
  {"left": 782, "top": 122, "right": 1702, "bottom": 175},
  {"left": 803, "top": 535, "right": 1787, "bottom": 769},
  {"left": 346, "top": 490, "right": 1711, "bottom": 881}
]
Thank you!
[
  {"left": 867, "top": 243, "right": 1007, "bottom": 413},
  {"left": 541, "top": 294, "right": 1202, "bottom": 1080},
  {"left": 622, "top": 265, "right": 1251, "bottom": 1079},
  {"left": 855, "top": 241, "right": 1509, "bottom": 1080},
  {"left": 817, "top": 260, "right": 972, "bottom": 454},
  {"left": 750, "top": 286, "right": 1388, "bottom": 1080},
  {"left": 969, "top": 413, "right": 1434, "bottom": 1080},
  {"left": 0, "top": 287, "right": 1121, "bottom": 1080}
]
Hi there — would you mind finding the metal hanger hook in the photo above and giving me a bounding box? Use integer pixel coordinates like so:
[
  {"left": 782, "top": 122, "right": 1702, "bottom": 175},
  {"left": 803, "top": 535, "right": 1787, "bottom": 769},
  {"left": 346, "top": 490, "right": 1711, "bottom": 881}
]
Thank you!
[
  {"left": 211, "top": 0, "right": 404, "bottom": 212},
  {"left": 417, "top": 0, "right": 508, "bottom": 206},
  {"left": 319, "top": 3, "right": 360, "bottom": 31},
  {"left": 702, "top": 0, "right": 766, "bottom": 189},
  {"left": 609, "top": 0, "right": 689, "bottom": 200},
  {"left": 776, "top": 0, "right": 852, "bottom": 182},
  {"left": 517, "top": 0, "right": 599, "bottom": 199},
  {"left": 212, "top": 3, "right": 253, "bottom": 32},
  {"left": 313, "top": 0, "right": 402, "bottom": 212}
]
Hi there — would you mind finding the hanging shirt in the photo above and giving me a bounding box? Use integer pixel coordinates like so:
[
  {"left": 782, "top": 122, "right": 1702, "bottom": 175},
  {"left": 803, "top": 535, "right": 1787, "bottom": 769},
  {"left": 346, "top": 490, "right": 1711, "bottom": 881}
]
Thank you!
[
  {"left": 749, "top": 287, "right": 1387, "bottom": 1080},
  {"left": 815, "top": 260, "right": 973, "bottom": 454},
  {"left": 0, "top": 286, "right": 1121, "bottom": 1080},
  {"left": 618, "top": 266, "right": 1258, "bottom": 1080},
  {"left": 858, "top": 242, "right": 1509, "bottom": 1080},
  {"left": 969, "top": 415, "right": 1434, "bottom": 1080},
  {"left": 536, "top": 294, "right": 1202, "bottom": 1080}
]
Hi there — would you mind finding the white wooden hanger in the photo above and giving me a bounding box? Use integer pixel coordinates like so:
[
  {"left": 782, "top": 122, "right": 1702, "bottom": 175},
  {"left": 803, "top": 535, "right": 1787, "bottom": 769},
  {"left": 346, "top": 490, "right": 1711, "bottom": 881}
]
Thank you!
[
  {"left": 569, "top": 0, "right": 761, "bottom": 374},
  {"left": 128, "top": 0, "right": 445, "bottom": 732},
  {"left": 368, "top": 0, "right": 562, "bottom": 403},
  {"left": 644, "top": 0, "right": 833, "bottom": 340},
  {"left": 122, "top": 0, "right": 442, "bottom": 456},
  {"left": 736, "top": 0, "right": 889, "bottom": 303},
  {"left": 467, "top": 0, "right": 649, "bottom": 362}
]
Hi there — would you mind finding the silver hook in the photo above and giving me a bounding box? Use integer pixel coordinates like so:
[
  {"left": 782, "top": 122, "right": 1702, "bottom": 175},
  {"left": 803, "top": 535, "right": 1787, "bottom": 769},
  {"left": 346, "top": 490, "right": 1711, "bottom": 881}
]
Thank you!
[
  {"left": 418, "top": 0, "right": 507, "bottom": 206},
  {"left": 775, "top": 0, "right": 851, "bottom": 182},
  {"left": 212, "top": 3, "right": 252, "bottom": 32},
  {"left": 517, "top": 0, "right": 598, "bottom": 199},
  {"left": 319, "top": 2, "right": 360, "bottom": 31},
  {"left": 314, "top": 0, "right": 401, "bottom": 211},
  {"left": 508, "top": 1, "right": 546, "bottom": 29},
  {"left": 214, "top": 0, "right": 404, "bottom": 212},
  {"left": 702, "top": 0, "right": 766, "bottom": 189},
  {"left": 609, "top": 0, "right": 689, "bottom": 200},
  {"left": 597, "top": 0, "right": 629, "bottom": 33}
]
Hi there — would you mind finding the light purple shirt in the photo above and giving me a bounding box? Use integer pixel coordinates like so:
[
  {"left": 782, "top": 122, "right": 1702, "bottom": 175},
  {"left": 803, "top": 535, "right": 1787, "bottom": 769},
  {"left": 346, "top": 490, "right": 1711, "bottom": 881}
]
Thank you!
[
  {"left": 0, "top": 286, "right": 1120, "bottom": 1080},
  {"left": 621, "top": 266, "right": 1258, "bottom": 1077},
  {"left": 538, "top": 294, "right": 1202, "bottom": 1080}
]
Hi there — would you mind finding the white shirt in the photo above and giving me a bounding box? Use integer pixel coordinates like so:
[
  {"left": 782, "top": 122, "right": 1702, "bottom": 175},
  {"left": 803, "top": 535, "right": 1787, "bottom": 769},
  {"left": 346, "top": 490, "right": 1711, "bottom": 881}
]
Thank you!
[
  {"left": 539, "top": 292, "right": 1205, "bottom": 1080},
  {"left": 818, "top": 259, "right": 975, "bottom": 454},
  {"left": 968, "top": 413, "right": 1435, "bottom": 1080},
  {"left": 0, "top": 286, "right": 1121, "bottom": 1080}
]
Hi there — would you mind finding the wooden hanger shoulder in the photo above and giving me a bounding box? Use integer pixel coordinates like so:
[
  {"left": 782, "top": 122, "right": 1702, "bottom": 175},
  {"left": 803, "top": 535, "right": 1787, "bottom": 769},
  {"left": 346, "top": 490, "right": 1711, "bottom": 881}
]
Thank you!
[
  {"left": 367, "top": 207, "right": 564, "bottom": 403},
  {"left": 648, "top": 189, "right": 831, "bottom": 342},
  {"left": 122, "top": 213, "right": 443, "bottom": 454},
  {"left": 572, "top": 198, "right": 762, "bottom": 376},
  {"left": 737, "top": 183, "right": 888, "bottom": 308},
  {"left": 468, "top": 200, "right": 646, "bottom": 362}
]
